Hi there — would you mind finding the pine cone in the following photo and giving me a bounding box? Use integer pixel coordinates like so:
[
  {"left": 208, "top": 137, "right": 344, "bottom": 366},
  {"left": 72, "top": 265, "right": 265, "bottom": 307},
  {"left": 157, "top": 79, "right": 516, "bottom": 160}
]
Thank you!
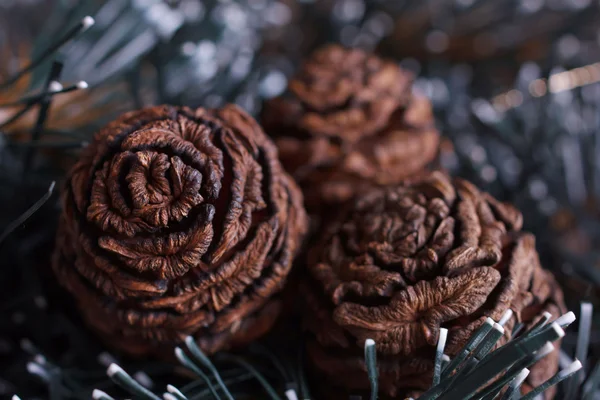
[
  {"left": 262, "top": 44, "right": 440, "bottom": 210},
  {"left": 303, "top": 171, "right": 564, "bottom": 398},
  {"left": 53, "top": 105, "right": 308, "bottom": 356}
]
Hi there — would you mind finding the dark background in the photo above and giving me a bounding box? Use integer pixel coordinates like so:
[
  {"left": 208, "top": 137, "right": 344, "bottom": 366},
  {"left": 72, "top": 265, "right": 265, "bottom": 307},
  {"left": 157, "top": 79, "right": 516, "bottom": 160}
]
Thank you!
[{"left": 1, "top": 0, "right": 600, "bottom": 398}]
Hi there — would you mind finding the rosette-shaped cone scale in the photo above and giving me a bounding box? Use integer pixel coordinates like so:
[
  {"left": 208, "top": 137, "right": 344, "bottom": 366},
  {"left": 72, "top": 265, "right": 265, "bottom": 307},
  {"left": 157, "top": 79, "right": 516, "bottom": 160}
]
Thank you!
[
  {"left": 303, "top": 172, "right": 565, "bottom": 399},
  {"left": 53, "top": 105, "right": 307, "bottom": 356},
  {"left": 262, "top": 44, "right": 440, "bottom": 211}
]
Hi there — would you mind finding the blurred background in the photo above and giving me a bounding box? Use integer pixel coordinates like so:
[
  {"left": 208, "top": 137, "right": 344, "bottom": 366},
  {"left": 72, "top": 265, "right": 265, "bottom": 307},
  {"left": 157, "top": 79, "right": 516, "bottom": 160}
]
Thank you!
[{"left": 1, "top": 0, "right": 600, "bottom": 398}]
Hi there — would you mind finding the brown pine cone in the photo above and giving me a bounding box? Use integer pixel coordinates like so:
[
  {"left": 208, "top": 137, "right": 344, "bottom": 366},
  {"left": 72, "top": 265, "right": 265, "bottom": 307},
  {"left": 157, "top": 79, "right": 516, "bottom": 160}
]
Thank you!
[
  {"left": 261, "top": 44, "right": 440, "bottom": 210},
  {"left": 52, "top": 104, "right": 308, "bottom": 356},
  {"left": 303, "top": 171, "right": 565, "bottom": 399}
]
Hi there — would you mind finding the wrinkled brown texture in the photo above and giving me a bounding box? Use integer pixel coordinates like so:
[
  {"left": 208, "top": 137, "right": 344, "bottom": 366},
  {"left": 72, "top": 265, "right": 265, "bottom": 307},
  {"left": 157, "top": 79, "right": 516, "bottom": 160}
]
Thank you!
[
  {"left": 303, "top": 171, "right": 565, "bottom": 399},
  {"left": 262, "top": 44, "right": 440, "bottom": 210},
  {"left": 53, "top": 104, "right": 307, "bottom": 356}
]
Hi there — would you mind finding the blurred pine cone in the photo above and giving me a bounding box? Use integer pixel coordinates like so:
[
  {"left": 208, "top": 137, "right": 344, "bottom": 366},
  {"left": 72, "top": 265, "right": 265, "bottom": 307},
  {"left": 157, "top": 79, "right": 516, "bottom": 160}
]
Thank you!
[
  {"left": 262, "top": 44, "right": 440, "bottom": 211},
  {"left": 302, "top": 171, "right": 564, "bottom": 398},
  {"left": 52, "top": 104, "right": 308, "bottom": 356}
]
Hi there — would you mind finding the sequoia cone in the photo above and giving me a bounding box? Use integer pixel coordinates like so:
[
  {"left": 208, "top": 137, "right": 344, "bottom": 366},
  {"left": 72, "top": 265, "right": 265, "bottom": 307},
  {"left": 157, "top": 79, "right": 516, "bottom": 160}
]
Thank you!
[
  {"left": 262, "top": 44, "right": 440, "bottom": 210},
  {"left": 53, "top": 104, "right": 307, "bottom": 356},
  {"left": 303, "top": 171, "right": 565, "bottom": 399}
]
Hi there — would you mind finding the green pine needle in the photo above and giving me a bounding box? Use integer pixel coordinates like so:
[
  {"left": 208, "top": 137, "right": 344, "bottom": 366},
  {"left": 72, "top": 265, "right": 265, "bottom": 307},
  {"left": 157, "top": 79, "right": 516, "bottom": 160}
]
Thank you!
[
  {"left": 364, "top": 339, "right": 378, "bottom": 400},
  {"left": 184, "top": 337, "right": 234, "bottom": 400},
  {"left": 433, "top": 328, "right": 448, "bottom": 386},
  {"left": 92, "top": 389, "right": 116, "bottom": 400},
  {"left": 522, "top": 360, "right": 582, "bottom": 400},
  {"left": 582, "top": 361, "right": 600, "bottom": 400},
  {"left": 16, "top": 304, "right": 596, "bottom": 400},
  {"left": 174, "top": 347, "right": 221, "bottom": 400},
  {"left": 165, "top": 385, "right": 188, "bottom": 400},
  {"left": 565, "top": 303, "right": 592, "bottom": 399},
  {"left": 442, "top": 317, "right": 494, "bottom": 379},
  {"left": 106, "top": 363, "right": 161, "bottom": 400},
  {"left": 216, "top": 354, "right": 282, "bottom": 400},
  {"left": 499, "top": 368, "right": 529, "bottom": 400}
]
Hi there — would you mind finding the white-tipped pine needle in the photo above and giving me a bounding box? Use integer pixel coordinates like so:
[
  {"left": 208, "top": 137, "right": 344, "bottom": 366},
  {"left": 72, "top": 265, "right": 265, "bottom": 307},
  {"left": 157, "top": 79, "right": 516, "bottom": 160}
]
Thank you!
[
  {"left": 0, "top": 16, "right": 95, "bottom": 89},
  {"left": 441, "top": 354, "right": 450, "bottom": 371},
  {"left": 51, "top": 82, "right": 85, "bottom": 95},
  {"left": 565, "top": 303, "right": 592, "bottom": 399},
  {"left": 481, "top": 340, "right": 550, "bottom": 400},
  {"left": 285, "top": 388, "right": 299, "bottom": 400},
  {"left": 0, "top": 81, "right": 88, "bottom": 108},
  {"left": 517, "top": 323, "right": 564, "bottom": 359},
  {"left": 514, "top": 322, "right": 564, "bottom": 356},
  {"left": 522, "top": 360, "right": 583, "bottom": 400},
  {"left": 559, "top": 349, "right": 574, "bottom": 369},
  {"left": 184, "top": 337, "right": 233, "bottom": 400},
  {"left": 174, "top": 347, "right": 221, "bottom": 400},
  {"left": 106, "top": 363, "right": 160, "bottom": 400},
  {"left": 498, "top": 309, "right": 513, "bottom": 327},
  {"left": 528, "top": 312, "right": 552, "bottom": 334},
  {"left": 12, "top": 396, "right": 22, "bottom": 400},
  {"left": 534, "top": 342, "right": 555, "bottom": 361},
  {"left": 474, "top": 323, "right": 505, "bottom": 361},
  {"left": 163, "top": 394, "right": 178, "bottom": 400},
  {"left": 92, "top": 389, "right": 116, "bottom": 400},
  {"left": 0, "top": 181, "right": 55, "bottom": 244},
  {"left": 134, "top": 371, "right": 154, "bottom": 389},
  {"left": 555, "top": 311, "right": 576, "bottom": 329},
  {"left": 561, "top": 360, "right": 585, "bottom": 379},
  {"left": 582, "top": 361, "right": 600, "bottom": 400},
  {"left": 82, "top": 16, "right": 96, "bottom": 30},
  {"left": 26, "top": 362, "right": 50, "bottom": 383},
  {"left": 576, "top": 304, "right": 592, "bottom": 372},
  {"left": 106, "top": 363, "right": 125, "bottom": 376},
  {"left": 500, "top": 368, "right": 530, "bottom": 400},
  {"left": 438, "top": 322, "right": 563, "bottom": 400},
  {"left": 433, "top": 329, "right": 448, "bottom": 386},
  {"left": 477, "top": 343, "right": 549, "bottom": 400},
  {"left": 364, "top": 338, "right": 378, "bottom": 400},
  {"left": 442, "top": 318, "right": 494, "bottom": 378},
  {"left": 166, "top": 385, "right": 187, "bottom": 400},
  {"left": 48, "top": 81, "right": 63, "bottom": 93}
]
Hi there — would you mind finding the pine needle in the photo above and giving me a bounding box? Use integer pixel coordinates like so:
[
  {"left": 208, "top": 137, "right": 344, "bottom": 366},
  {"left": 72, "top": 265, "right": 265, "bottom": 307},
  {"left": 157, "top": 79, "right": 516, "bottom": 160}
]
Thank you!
[{"left": 0, "top": 181, "right": 55, "bottom": 244}]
